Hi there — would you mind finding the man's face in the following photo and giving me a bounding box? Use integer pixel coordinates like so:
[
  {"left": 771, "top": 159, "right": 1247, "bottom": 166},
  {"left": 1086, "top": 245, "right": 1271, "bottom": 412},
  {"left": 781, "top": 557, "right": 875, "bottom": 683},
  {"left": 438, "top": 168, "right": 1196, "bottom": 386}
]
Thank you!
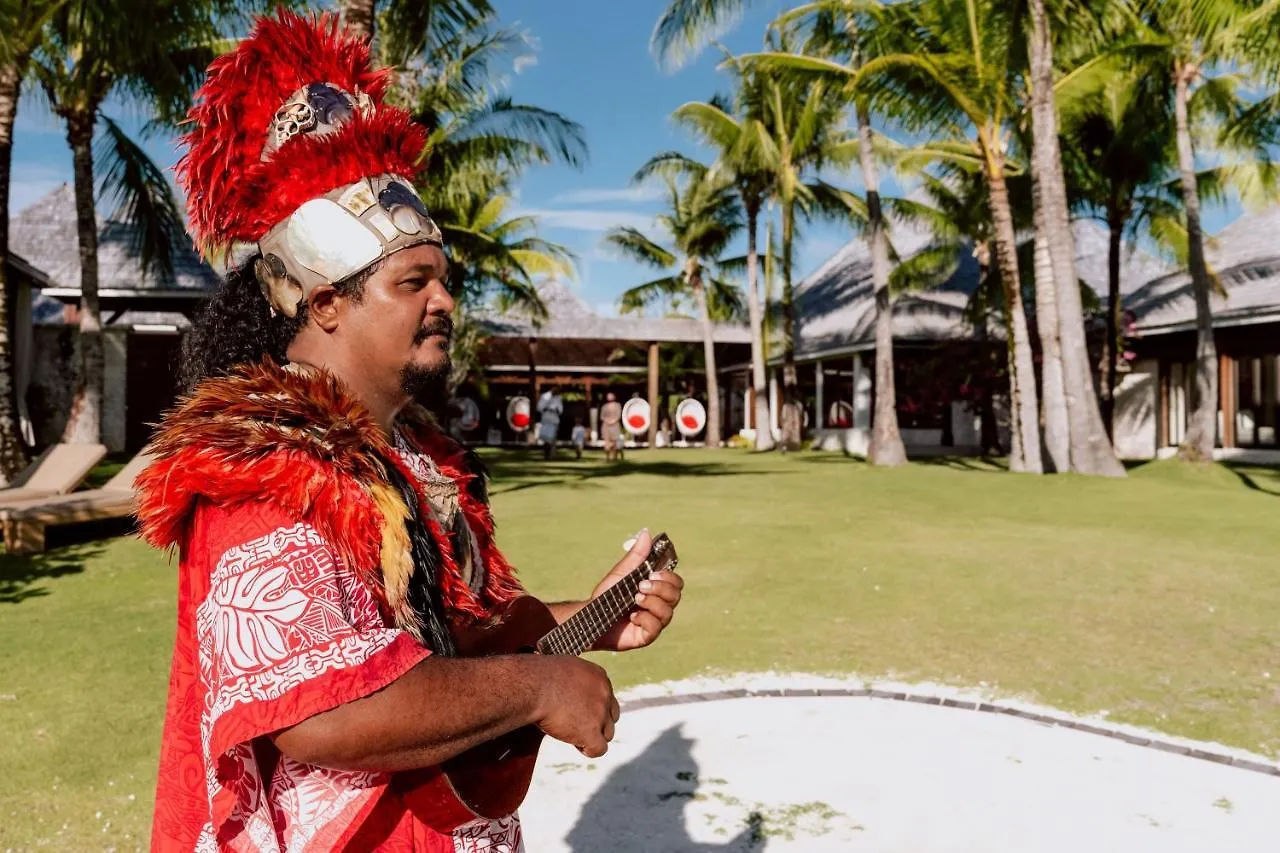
[{"left": 342, "top": 243, "right": 455, "bottom": 400}]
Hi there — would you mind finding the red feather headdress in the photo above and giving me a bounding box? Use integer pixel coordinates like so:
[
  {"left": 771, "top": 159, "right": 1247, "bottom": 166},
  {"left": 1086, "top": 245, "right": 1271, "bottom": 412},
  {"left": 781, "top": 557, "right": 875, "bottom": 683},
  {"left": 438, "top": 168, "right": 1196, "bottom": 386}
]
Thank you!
[{"left": 177, "top": 10, "right": 428, "bottom": 256}]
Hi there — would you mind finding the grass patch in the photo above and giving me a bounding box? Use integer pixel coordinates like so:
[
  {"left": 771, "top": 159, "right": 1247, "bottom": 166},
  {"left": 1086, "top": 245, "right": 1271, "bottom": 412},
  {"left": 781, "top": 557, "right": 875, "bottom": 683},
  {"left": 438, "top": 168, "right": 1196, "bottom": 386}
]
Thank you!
[{"left": 1, "top": 449, "right": 1277, "bottom": 849}]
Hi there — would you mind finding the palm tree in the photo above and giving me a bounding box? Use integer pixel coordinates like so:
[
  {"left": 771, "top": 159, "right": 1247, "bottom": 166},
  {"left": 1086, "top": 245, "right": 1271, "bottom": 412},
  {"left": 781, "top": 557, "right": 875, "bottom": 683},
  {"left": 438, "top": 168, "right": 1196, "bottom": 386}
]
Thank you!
[
  {"left": 402, "top": 20, "right": 587, "bottom": 326},
  {"left": 774, "top": 2, "right": 909, "bottom": 464},
  {"left": 604, "top": 164, "right": 744, "bottom": 448},
  {"left": 31, "top": 0, "right": 215, "bottom": 444},
  {"left": 1025, "top": 0, "right": 1126, "bottom": 476},
  {"left": 751, "top": 61, "right": 857, "bottom": 451},
  {"left": 443, "top": 193, "right": 575, "bottom": 319},
  {"left": 667, "top": 73, "right": 775, "bottom": 449},
  {"left": 338, "top": 0, "right": 491, "bottom": 49},
  {"left": 1058, "top": 59, "right": 1174, "bottom": 434},
  {"left": 1131, "top": 0, "right": 1279, "bottom": 461},
  {"left": 752, "top": 0, "right": 1044, "bottom": 473},
  {"left": 0, "top": 0, "right": 61, "bottom": 480}
]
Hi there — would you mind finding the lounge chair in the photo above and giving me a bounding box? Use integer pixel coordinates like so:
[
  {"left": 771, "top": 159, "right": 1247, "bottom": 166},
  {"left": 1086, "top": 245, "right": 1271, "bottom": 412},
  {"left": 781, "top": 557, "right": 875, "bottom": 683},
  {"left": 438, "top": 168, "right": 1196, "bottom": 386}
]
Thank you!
[
  {"left": 0, "top": 442, "right": 108, "bottom": 505},
  {"left": 0, "top": 452, "right": 153, "bottom": 554}
]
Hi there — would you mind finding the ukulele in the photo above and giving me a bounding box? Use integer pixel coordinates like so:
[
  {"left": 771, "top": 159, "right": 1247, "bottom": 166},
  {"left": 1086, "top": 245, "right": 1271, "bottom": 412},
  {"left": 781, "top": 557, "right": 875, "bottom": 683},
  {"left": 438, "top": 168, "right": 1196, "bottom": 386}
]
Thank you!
[{"left": 396, "top": 533, "right": 680, "bottom": 832}]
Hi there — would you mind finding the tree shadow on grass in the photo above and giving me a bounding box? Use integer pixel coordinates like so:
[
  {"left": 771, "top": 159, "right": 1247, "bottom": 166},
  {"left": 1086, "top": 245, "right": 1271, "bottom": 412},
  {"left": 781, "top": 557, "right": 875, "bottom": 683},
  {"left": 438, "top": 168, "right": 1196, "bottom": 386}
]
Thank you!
[
  {"left": 566, "top": 725, "right": 766, "bottom": 853},
  {"left": 912, "top": 455, "right": 1008, "bottom": 473},
  {"left": 0, "top": 523, "right": 120, "bottom": 604},
  {"left": 487, "top": 455, "right": 794, "bottom": 497},
  {"left": 1223, "top": 463, "right": 1280, "bottom": 497}
]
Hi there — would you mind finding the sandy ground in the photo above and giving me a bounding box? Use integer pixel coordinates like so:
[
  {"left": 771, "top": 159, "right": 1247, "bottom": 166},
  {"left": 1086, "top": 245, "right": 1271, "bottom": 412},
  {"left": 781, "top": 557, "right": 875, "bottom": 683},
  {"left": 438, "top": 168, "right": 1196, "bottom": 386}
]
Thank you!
[{"left": 519, "top": 674, "right": 1279, "bottom": 852}]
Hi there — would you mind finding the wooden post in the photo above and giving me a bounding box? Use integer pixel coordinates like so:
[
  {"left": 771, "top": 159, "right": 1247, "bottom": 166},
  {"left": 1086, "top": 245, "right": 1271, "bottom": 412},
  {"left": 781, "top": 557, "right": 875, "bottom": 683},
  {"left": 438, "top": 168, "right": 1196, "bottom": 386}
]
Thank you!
[
  {"left": 1158, "top": 361, "right": 1170, "bottom": 448},
  {"left": 527, "top": 338, "right": 538, "bottom": 397},
  {"left": 815, "top": 360, "right": 825, "bottom": 429},
  {"left": 647, "top": 341, "right": 659, "bottom": 447},
  {"left": 1219, "top": 353, "right": 1237, "bottom": 449}
]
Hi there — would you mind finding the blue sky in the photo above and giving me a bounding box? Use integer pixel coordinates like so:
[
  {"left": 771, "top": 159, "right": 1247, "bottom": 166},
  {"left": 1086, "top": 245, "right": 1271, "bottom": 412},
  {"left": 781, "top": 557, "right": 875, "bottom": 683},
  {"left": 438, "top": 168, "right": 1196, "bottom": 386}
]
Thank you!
[{"left": 9, "top": 0, "right": 1243, "bottom": 316}]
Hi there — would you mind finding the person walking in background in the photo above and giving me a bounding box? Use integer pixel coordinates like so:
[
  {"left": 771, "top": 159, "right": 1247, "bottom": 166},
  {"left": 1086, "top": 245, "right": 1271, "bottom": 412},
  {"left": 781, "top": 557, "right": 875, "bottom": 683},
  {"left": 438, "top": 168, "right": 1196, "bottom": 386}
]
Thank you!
[
  {"left": 571, "top": 418, "right": 587, "bottom": 460},
  {"left": 600, "top": 391, "right": 623, "bottom": 462},
  {"left": 537, "top": 386, "right": 563, "bottom": 460}
]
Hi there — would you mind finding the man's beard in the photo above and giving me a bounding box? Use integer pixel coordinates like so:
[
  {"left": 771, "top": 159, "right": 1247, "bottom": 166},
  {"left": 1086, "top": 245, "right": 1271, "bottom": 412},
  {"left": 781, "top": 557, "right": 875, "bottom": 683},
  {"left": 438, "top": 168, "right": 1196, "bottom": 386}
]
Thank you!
[
  {"left": 400, "top": 358, "right": 450, "bottom": 403},
  {"left": 402, "top": 315, "right": 454, "bottom": 416}
]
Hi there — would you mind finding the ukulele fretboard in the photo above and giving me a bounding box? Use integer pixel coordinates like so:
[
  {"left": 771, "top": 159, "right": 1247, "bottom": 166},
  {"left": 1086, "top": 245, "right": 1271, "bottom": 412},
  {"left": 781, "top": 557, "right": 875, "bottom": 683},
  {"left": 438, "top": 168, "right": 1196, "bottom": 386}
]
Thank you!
[{"left": 537, "top": 534, "right": 677, "bottom": 656}]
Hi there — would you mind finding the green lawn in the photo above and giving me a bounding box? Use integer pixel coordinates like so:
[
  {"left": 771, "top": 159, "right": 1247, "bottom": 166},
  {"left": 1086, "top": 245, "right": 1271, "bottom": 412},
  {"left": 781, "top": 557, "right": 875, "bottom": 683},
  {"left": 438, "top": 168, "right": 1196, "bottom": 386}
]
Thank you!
[{"left": 1, "top": 450, "right": 1278, "bottom": 851}]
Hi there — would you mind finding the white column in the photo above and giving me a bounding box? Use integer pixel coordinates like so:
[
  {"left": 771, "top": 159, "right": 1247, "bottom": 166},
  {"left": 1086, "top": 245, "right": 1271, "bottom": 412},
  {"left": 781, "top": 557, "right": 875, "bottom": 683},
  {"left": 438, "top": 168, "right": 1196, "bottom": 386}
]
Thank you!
[
  {"left": 853, "top": 353, "right": 871, "bottom": 430},
  {"left": 769, "top": 371, "right": 780, "bottom": 436},
  {"left": 815, "top": 359, "right": 825, "bottom": 430}
]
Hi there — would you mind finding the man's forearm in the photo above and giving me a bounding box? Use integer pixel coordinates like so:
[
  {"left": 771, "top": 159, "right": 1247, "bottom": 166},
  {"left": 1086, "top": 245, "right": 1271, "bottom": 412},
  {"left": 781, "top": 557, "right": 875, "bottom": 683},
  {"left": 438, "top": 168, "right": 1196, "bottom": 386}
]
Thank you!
[{"left": 272, "top": 654, "right": 547, "bottom": 772}]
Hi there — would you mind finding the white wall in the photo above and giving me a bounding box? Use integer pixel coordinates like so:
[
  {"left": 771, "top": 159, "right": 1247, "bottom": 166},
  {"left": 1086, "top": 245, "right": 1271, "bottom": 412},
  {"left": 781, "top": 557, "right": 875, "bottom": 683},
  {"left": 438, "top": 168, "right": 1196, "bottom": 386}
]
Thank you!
[{"left": 1112, "top": 358, "right": 1158, "bottom": 460}]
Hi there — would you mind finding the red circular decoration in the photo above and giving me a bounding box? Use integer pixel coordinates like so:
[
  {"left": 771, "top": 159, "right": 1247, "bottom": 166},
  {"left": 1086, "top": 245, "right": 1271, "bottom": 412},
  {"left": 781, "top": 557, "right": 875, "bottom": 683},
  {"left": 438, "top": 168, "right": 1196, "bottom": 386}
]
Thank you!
[
  {"left": 506, "top": 396, "right": 532, "bottom": 432},
  {"left": 621, "top": 398, "right": 651, "bottom": 436},
  {"left": 674, "top": 398, "right": 706, "bottom": 438}
]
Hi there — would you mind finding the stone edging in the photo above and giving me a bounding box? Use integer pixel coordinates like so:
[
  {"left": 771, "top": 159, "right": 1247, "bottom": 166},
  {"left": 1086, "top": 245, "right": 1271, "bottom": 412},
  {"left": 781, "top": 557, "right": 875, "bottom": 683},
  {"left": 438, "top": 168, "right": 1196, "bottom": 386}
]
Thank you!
[{"left": 620, "top": 687, "right": 1280, "bottom": 779}]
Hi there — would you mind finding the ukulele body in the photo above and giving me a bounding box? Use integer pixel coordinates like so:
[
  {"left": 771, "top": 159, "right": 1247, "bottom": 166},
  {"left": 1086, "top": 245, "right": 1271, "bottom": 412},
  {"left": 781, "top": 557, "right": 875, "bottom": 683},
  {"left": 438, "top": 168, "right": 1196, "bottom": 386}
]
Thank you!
[
  {"left": 395, "top": 533, "right": 677, "bottom": 834},
  {"left": 397, "top": 595, "right": 559, "bottom": 833}
]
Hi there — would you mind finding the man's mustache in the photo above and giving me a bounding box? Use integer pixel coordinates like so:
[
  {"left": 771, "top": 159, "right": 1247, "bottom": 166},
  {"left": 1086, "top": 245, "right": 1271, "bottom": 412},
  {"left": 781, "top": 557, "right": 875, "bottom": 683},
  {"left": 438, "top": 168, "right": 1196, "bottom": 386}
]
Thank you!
[{"left": 414, "top": 316, "right": 454, "bottom": 345}]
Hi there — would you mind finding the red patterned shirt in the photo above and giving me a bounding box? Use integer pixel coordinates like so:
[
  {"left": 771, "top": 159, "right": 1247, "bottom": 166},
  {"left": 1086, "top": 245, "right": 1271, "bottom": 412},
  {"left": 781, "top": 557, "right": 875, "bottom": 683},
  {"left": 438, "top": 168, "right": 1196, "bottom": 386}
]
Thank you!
[{"left": 151, "top": 494, "right": 523, "bottom": 851}]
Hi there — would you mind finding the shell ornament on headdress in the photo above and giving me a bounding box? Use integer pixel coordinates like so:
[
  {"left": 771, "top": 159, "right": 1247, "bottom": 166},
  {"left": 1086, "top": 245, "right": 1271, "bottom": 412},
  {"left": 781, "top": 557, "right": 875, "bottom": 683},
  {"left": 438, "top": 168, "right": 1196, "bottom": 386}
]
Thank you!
[{"left": 177, "top": 10, "right": 443, "bottom": 316}]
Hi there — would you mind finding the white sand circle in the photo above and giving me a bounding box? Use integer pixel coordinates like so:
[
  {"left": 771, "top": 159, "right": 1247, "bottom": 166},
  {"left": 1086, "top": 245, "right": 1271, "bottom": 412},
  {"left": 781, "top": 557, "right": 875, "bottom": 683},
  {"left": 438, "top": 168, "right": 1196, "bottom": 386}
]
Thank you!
[{"left": 520, "top": 676, "right": 1279, "bottom": 852}]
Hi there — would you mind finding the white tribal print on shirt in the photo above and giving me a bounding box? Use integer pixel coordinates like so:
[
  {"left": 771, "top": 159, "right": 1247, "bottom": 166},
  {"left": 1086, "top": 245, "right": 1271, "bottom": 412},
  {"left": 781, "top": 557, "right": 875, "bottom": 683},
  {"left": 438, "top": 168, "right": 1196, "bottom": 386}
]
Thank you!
[{"left": 183, "top": 442, "right": 524, "bottom": 852}]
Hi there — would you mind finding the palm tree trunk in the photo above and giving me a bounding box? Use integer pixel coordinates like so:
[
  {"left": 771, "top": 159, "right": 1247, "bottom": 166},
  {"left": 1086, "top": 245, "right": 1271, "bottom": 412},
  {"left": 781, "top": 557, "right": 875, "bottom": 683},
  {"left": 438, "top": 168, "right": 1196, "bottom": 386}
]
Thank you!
[
  {"left": 857, "top": 104, "right": 906, "bottom": 467},
  {"left": 61, "top": 108, "right": 103, "bottom": 444},
  {"left": 690, "top": 267, "right": 722, "bottom": 448},
  {"left": 340, "top": 0, "right": 377, "bottom": 42},
  {"left": 744, "top": 202, "right": 773, "bottom": 450},
  {"left": 1029, "top": 0, "right": 1125, "bottom": 477},
  {"left": 0, "top": 60, "right": 29, "bottom": 481},
  {"left": 1102, "top": 203, "right": 1124, "bottom": 436},
  {"left": 1173, "top": 64, "right": 1217, "bottom": 462},
  {"left": 986, "top": 156, "right": 1043, "bottom": 474},
  {"left": 1032, "top": 184, "right": 1070, "bottom": 473},
  {"left": 779, "top": 199, "right": 801, "bottom": 451}
]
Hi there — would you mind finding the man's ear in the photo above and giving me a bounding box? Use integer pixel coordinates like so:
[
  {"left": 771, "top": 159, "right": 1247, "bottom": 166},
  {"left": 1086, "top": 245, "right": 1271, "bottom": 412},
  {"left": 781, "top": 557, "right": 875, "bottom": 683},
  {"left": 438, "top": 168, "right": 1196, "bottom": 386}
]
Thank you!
[{"left": 306, "top": 283, "right": 342, "bottom": 333}]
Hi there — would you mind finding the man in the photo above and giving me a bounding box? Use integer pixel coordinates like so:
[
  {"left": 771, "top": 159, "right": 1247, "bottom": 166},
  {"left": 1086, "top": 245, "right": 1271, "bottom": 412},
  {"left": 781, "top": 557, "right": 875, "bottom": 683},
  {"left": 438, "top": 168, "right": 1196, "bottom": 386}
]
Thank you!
[
  {"left": 600, "top": 391, "right": 623, "bottom": 462},
  {"left": 135, "top": 13, "right": 682, "bottom": 852},
  {"left": 535, "top": 386, "right": 562, "bottom": 461}
]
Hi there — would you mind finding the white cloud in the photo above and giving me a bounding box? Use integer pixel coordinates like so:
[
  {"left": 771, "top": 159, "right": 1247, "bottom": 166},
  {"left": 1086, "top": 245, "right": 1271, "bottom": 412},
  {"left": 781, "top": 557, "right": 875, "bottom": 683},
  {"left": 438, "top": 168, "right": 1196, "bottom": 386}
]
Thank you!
[
  {"left": 549, "top": 185, "right": 664, "bottom": 205},
  {"left": 513, "top": 54, "right": 539, "bottom": 73},
  {"left": 519, "top": 208, "right": 656, "bottom": 233}
]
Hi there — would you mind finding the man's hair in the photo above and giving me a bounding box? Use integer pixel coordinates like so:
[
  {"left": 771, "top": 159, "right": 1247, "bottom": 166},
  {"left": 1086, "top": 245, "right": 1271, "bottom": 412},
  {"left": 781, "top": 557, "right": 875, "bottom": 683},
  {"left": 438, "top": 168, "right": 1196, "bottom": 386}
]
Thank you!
[{"left": 180, "top": 253, "right": 378, "bottom": 392}]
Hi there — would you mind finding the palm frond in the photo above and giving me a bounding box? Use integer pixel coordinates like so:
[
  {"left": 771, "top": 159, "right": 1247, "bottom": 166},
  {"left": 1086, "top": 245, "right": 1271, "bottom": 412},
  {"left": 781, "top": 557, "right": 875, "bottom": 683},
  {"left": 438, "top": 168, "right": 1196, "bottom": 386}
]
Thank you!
[
  {"left": 95, "top": 115, "right": 184, "bottom": 284},
  {"left": 603, "top": 227, "right": 678, "bottom": 269}
]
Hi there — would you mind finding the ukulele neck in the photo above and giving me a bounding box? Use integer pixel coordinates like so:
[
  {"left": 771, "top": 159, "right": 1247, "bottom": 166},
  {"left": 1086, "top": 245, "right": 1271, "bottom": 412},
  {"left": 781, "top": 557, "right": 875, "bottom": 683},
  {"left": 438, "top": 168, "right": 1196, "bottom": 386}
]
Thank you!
[{"left": 537, "top": 541, "right": 672, "bottom": 656}]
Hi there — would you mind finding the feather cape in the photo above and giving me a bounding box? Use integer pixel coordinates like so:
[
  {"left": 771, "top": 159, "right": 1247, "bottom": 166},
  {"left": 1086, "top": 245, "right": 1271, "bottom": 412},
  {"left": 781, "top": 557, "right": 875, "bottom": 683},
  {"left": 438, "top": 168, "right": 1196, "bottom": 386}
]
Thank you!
[{"left": 135, "top": 360, "right": 521, "bottom": 634}]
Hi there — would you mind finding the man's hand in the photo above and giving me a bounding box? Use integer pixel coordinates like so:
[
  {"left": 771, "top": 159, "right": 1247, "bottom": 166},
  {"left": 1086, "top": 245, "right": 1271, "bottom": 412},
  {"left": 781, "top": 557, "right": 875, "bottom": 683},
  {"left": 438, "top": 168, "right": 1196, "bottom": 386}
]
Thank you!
[
  {"left": 590, "top": 529, "right": 684, "bottom": 653},
  {"left": 532, "top": 656, "right": 619, "bottom": 758}
]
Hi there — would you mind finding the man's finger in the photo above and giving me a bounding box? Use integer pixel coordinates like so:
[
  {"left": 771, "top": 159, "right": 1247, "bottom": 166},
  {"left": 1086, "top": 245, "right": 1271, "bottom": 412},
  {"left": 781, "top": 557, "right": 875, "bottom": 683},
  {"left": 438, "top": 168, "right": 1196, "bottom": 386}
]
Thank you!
[
  {"left": 610, "top": 696, "right": 621, "bottom": 723},
  {"left": 639, "top": 577, "right": 682, "bottom": 605},
  {"left": 603, "top": 716, "right": 615, "bottom": 743},
  {"left": 580, "top": 733, "right": 608, "bottom": 758},
  {"left": 629, "top": 610, "right": 663, "bottom": 640},
  {"left": 650, "top": 569, "right": 684, "bottom": 591},
  {"left": 634, "top": 593, "right": 674, "bottom": 625}
]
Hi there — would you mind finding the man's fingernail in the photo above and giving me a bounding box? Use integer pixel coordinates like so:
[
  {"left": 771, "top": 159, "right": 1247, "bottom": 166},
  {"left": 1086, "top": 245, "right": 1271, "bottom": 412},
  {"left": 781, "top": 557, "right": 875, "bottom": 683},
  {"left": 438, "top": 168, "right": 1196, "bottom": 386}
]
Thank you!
[
  {"left": 639, "top": 580, "right": 653, "bottom": 591},
  {"left": 635, "top": 593, "right": 646, "bottom": 604}
]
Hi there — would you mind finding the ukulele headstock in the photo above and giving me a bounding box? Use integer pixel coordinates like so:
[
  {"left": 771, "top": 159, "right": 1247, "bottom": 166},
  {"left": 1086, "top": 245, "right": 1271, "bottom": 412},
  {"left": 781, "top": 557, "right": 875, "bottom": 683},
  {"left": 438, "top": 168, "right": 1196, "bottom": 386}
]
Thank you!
[{"left": 645, "top": 533, "right": 679, "bottom": 576}]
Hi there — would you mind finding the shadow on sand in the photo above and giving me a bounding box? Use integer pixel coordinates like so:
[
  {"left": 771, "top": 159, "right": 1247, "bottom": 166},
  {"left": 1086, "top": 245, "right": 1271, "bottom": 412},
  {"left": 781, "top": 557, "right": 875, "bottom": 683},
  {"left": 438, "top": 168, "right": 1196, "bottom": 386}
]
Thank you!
[{"left": 566, "top": 726, "right": 766, "bottom": 853}]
